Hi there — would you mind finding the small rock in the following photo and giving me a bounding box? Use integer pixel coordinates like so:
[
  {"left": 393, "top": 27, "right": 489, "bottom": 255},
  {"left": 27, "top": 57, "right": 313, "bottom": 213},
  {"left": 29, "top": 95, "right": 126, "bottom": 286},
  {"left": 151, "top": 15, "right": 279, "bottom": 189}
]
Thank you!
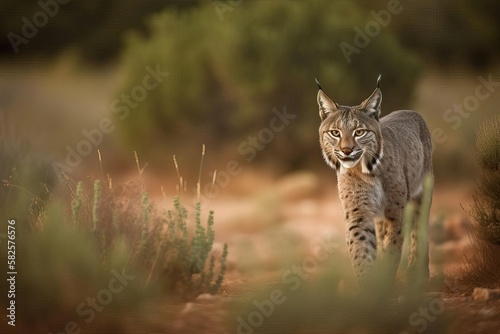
[
  {"left": 472, "top": 288, "right": 500, "bottom": 301},
  {"left": 195, "top": 293, "right": 220, "bottom": 304}
]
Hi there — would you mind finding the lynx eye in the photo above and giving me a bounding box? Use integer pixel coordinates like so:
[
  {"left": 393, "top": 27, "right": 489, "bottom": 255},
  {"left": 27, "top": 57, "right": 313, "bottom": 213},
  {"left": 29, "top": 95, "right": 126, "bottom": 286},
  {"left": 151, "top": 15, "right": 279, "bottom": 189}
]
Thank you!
[
  {"left": 354, "top": 129, "right": 367, "bottom": 137},
  {"left": 328, "top": 130, "right": 341, "bottom": 137}
]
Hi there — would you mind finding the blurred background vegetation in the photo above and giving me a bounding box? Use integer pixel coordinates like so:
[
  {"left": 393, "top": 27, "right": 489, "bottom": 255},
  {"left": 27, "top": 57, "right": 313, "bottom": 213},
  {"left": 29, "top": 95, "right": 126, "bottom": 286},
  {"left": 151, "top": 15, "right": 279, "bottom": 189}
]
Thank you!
[
  {"left": 1, "top": 0, "right": 499, "bottom": 186},
  {"left": 117, "top": 0, "right": 420, "bottom": 168},
  {"left": 1, "top": 0, "right": 499, "bottom": 183}
]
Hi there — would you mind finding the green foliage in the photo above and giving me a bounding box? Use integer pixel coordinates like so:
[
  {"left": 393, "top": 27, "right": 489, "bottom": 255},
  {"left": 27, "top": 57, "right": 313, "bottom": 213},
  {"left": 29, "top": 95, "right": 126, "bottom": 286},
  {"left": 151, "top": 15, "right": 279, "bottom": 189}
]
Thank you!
[
  {"left": 452, "top": 118, "right": 500, "bottom": 291},
  {"left": 65, "top": 179, "right": 228, "bottom": 299},
  {"left": 1, "top": 174, "right": 227, "bottom": 331},
  {"left": 92, "top": 179, "right": 102, "bottom": 232},
  {"left": 158, "top": 197, "right": 228, "bottom": 299},
  {"left": 71, "top": 181, "right": 83, "bottom": 226},
  {"left": 12, "top": 203, "right": 154, "bottom": 331},
  {"left": 470, "top": 116, "right": 500, "bottom": 244},
  {"left": 449, "top": 116, "right": 500, "bottom": 293},
  {"left": 138, "top": 191, "right": 150, "bottom": 254},
  {"left": 118, "top": 0, "right": 420, "bottom": 167}
]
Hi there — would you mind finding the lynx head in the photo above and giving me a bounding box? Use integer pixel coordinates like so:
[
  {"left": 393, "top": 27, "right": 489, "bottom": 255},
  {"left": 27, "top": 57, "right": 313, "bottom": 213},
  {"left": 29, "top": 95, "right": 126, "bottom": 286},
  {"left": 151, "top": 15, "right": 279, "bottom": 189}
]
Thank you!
[{"left": 317, "top": 75, "right": 383, "bottom": 174}]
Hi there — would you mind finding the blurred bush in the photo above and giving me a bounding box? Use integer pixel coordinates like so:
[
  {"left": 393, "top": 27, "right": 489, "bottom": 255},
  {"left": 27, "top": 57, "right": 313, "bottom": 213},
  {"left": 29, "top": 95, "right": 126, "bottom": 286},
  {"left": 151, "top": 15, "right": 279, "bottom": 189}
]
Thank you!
[
  {"left": 450, "top": 116, "right": 500, "bottom": 293},
  {"left": 0, "top": 0, "right": 199, "bottom": 61},
  {"left": 13, "top": 203, "right": 157, "bottom": 332},
  {"left": 227, "top": 250, "right": 448, "bottom": 334},
  {"left": 358, "top": 0, "right": 500, "bottom": 68},
  {"left": 2, "top": 0, "right": 498, "bottom": 67},
  {"left": 0, "top": 175, "right": 227, "bottom": 332},
  {"left": 470, "top": 116, "right": 500, "bottom": 244},
  {"left": 68, "top": 178, "right": 228, "bottom": 300},
  {"left": 0, "top": 116, "right": 55, "bottom": 227},
  {"left": 117, "top": 0, "right": 420, "bottom": 169}
]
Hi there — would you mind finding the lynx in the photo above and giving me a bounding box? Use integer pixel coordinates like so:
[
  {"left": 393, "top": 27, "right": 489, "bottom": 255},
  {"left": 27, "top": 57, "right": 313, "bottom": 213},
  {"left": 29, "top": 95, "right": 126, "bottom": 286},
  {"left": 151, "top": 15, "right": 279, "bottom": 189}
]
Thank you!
[{"left": 316, "top": 76, "right": 433, "bottom": 287}]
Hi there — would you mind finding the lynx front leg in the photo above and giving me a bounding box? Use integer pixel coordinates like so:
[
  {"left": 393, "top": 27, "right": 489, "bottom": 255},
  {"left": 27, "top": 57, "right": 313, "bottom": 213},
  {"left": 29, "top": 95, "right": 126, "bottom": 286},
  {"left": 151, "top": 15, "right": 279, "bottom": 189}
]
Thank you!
[
  {"left": 340, "top": 178, "right": 383, "bottom": 287},
  {"left": 345, "top": 217, "right": 377, "bottom": 286}
]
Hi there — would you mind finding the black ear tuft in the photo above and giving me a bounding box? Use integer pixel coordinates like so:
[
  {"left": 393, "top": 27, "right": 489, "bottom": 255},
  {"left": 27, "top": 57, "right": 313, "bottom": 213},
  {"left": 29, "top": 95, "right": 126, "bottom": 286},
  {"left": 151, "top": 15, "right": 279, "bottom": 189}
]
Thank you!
[
  {"left": 377, "top": 74, "right": 382, "bottom": 88},
  {"left": 315, "top": 77, "right": 323, "bottom": 91}
]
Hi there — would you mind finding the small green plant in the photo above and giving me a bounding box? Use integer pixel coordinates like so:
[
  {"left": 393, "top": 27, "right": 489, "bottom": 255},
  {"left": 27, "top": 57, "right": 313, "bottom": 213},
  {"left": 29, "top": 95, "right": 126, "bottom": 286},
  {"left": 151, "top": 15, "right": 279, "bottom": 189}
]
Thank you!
[
  {"left": 68, "top": 178, "right": 228, "bottom": 300},
  {"left": 155, "top": 197, "right": 228, "bottom": 299},
  {"left": 92, "top": 179, "right": 102, "bottom": 232},
  {"left": 71, "top": 181, "right": 83, "bottom": 226}
]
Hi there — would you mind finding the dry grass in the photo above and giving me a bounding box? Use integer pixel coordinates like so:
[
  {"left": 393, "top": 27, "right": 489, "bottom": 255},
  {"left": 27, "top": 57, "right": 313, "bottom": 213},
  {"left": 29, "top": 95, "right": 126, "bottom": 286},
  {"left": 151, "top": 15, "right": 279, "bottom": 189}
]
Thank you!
[
  {"left": 0, "top": 150, "right": 228, "bottom": 332},
  {"left": 452, "top": 236, "right": 500, "bottom": 293},
  {"left": 470, "top": 116, "right": 500, "bottom": 245},
  {"left": 448, "top": 116, "right": 500, "bottom": 294}
]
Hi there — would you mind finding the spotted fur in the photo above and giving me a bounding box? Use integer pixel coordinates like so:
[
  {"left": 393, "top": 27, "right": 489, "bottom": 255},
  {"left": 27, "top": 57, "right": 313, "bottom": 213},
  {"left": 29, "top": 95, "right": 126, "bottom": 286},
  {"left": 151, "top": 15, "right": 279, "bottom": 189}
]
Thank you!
[{"left": 317, "top": 77, "right": 433, "bottom": 287}]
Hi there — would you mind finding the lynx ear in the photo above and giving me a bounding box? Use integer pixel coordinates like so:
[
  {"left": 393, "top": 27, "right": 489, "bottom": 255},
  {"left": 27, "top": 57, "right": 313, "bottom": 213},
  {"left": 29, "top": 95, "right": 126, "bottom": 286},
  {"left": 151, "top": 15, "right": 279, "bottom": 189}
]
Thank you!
[
  {"left": 316, "top": 79, "right": 339, "bottom": 121},
  {"left": 359, "top": 75, "right": 382, "bottom": 120}
]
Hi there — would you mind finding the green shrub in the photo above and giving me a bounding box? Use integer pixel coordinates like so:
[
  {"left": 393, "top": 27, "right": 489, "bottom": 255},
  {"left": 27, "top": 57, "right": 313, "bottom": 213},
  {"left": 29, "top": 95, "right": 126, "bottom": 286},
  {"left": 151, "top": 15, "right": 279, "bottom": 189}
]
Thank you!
[
  {"left": 0, "top": 175, "right": 227, "bottom": 332},
  {"left": 68, "top": 178, "right": 228, "bottom": 299},
  {"left": 117, "top": 0, "right": 420, "bottom": 168},
  {"left": 153, "top": 198, "right": 228, "bottom": 298},
  {"left": 13, "top": 203, "right": 154, "bottom": 332},
  {"left": 449, "top": 116, "right": 500, "bottom": 294},
  {"left": 470, "top": 116, "right": 500, "bottom": 244}
]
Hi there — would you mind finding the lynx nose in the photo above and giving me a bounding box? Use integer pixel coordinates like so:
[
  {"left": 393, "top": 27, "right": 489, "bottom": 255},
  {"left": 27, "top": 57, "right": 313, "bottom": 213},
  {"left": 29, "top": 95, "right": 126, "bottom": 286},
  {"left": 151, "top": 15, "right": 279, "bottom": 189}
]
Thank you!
[{"left": 341, "top": 147, "right": 353, "bottom": 156}]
